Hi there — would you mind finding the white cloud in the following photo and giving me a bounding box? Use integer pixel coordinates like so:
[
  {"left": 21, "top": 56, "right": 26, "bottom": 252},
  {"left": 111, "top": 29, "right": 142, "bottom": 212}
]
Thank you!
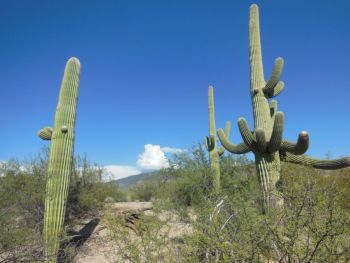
[
  {"left": 103, "top": 165, "right": 141, "bottom": 182},
  {"left": 160, "top": 146, "right": 186, "bottom": 154},
  {"left": 94, "top": 144, "right": 187, "bottom": 182},
  {"left": 137, "top": 144, "right": 170, "bottom": 170},
  {"left": 1, "top": 145, "right": 186, "bottom": 182}
]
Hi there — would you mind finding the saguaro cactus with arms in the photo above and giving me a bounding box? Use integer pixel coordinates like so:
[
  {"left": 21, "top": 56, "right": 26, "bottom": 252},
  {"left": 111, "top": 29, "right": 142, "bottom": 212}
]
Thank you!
[
  {"left": 204, "top": 86, "right": 232, "bottom": 192},
  {"left": 217, "top": 4, "right": 350, "bottom": 210},
  {"left": 38, "top": 57, "right": 81, "bottom": 262}
]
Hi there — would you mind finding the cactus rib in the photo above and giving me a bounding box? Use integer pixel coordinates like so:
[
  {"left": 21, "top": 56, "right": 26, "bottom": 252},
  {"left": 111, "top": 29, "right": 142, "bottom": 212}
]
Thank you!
[{"left": 255, "top": 129, "right": 267, "bottom": 152}]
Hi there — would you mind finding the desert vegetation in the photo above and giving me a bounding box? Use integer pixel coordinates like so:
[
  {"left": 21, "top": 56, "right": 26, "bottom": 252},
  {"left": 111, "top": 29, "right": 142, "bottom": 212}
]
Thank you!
[
  {"left": 0, "top": 149, "right": 127, "bottom": 262},
  {"left": 125, "top": 146, "right": 350, "bottom": 262},
  {"left": 1, "top": 146, "right": 349, "bottom": 262},
  {"left": 1, "top": 3, "right": 350, "bottom": 263}
]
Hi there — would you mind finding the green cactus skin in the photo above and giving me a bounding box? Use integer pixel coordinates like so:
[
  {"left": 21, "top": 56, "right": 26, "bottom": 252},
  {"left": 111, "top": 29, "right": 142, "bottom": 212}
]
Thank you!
[
  {"left": 280, "top": 152, "right": 350, "bottom": 170},
  {"left": 280, "top": 131, "right": 309, "bottom": 155},
  {"left": 217, "top": 128, "right": 250, "bottom": 154},
  {"left": 267, "top": 112, "right": 284, "bottom": 153},
  {"left": 204, "top": 86, "right": 231, "bottom": 191},
  {"left": 216, "top": 4, "right": 350, "bottom": 211},
  {"left": 38, "top": 57, "right": 81, "bottom": 262},
  {"left": 38, "top": 126, "right": 53, "bottom": 140}
]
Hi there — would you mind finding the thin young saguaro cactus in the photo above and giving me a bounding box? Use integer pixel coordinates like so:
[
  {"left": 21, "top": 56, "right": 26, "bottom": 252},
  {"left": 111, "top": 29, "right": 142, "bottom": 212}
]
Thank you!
[
  {"left": 204, "top": 86, "right": 231, "bottom": 192},
  {"left": 38, "top": 57, "right": 81, "bottom": 262},
  {"left": 217, "top": 4, "right": 350, "bottom": 211}
]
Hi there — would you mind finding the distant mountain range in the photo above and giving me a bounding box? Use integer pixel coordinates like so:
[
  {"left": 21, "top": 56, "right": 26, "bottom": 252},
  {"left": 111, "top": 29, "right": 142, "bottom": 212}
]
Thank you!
[{"left": 111, "top": 172, "right": 154, "bottom": 188}]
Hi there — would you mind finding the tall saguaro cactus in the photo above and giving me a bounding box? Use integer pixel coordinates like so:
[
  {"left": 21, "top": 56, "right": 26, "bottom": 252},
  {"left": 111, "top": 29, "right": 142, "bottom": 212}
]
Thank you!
[
  {"left": 204, "top": 86, "right": 231, "bottom": 192},
  {"left": 38, "top": 57, "right": 81, "bottom": 261},
  {"left": 217, "top": 4, "right": 350, "bottom": 211}
]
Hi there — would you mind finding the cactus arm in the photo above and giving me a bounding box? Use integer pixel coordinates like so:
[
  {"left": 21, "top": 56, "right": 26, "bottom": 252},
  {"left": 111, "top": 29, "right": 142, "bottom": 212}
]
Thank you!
[
  {"left": 255, "top": 129, "right": 267, "bottom": 152},
  {"left": 268, "top": 112, "right": 284, "bottom": 153},
  {"left": 224, "top": 121, "right": 231, "bottom": 135},
  {"left": 266, "top": 57, "right": 284, "bottom": 88},
  {"left": 267, "top": 81, "right": 285, "bottom": 98},
  {"left": 217, "top": 128, "right": 251, "bottom": 154},
  {"left": 269, "top": 100, "right": 278, "bottom": 119},
  {"left": 43, "top": 57, "right": 81, "bottom": 262},
  {"left": 263, "top": 57, "right": 284, "bottom": 96},
  {"left": 238, "top": 117, "right": 256, "bottom": 151},
  {"left": 38, "top": 126, "right": 53, "bottom": 140},
  {"left": 280, "top": 152, "right": 350, "bottom": 170},
  {"left": 205, "top": 135, "right": 215, "bottom": 152},
  {"left": 218, "top": 121, "right": 231, "bottom": 156},
  {"left": 217, "top": 147, "right": 225, "bottom": 156},
  {"left": 280, "top": 131, "right": 309, "bottom": 155}
]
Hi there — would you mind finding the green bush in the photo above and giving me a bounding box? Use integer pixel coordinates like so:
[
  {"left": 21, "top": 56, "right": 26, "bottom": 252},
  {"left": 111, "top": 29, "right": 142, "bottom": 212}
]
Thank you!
[
  {"left": 130, "top": 179, "right": 158, "bottom": 201},
  {"left": 124, "top": 145, "right": 350, "bottom": 262},
  {"left": 154, "top": 144, "right": 214, "bottom": 208},
  {"left": 0, "top": 149, "right": 126, "bottom": 260}
]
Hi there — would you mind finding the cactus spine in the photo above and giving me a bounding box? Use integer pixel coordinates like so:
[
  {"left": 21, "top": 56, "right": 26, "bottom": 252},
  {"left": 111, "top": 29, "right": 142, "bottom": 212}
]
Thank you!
[
  {"left": 204, "top": 86, "right": 231, "bottom": 191},
  {"left": 38, "top": 57, "right": 81, "bottom": 262},
  {"left": 217, "top": 4, "right": 350, "bottom": 211}
]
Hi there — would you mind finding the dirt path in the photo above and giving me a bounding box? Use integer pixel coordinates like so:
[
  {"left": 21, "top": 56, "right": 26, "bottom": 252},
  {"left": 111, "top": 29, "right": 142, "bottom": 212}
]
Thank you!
[
  {"left": 73, "top": 202, "right": 192, "bottom": 263},
  {"left": 73, "top": 202, "right": 152, "bottom": 263}
]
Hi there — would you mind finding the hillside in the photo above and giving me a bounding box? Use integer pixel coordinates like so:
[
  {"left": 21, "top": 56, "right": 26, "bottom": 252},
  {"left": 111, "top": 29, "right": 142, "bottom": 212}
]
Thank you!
[{"left": 112, "top": 172, "right": 154, "bottom": 188}]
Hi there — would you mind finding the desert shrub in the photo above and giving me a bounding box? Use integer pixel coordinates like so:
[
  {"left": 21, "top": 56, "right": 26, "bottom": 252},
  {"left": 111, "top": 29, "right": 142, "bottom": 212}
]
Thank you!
[
  {"left": 0, "top": 149, "right": 125, "bottom": 260},
  {"left": 106, "top": 212, "right": 176, "bottom": 262},
  {"left": 116, "top": 145, "right": 350, "bottom": 262},
  {"left": 154, "top": 144, "right": 214, "bottom": 208},
  {"left": 177, "top": 159, "right": 350, "bottom": 262},
  {"left": 0, "top": 156, "right": 47, "bottom": 260},
  {"left": 130, "top": 179, "right": 159, "bottom": 201},
  {"left": 272, "top": 163, "right": 350, "bottom": 262},
  {"left": 73, "top": 182, "right": 126, "bottom": 212}
]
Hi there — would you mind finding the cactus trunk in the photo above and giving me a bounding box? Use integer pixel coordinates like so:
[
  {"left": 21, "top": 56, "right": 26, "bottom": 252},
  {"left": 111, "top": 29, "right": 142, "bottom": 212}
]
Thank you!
[
  {"left": 255, "top": 153, "right": 282, "bottom": 210},
  {"left": 205, "top": 86, "right": 232, "bottom": 192},
  {"left": 207, "top": 86, "right": 221, "bottom": 191},
  {"left": 43, "top": 58, "right": 81, "bottom": 262},
  {"left": 249, "top": 5, "right": 282, "bottom": 210}
]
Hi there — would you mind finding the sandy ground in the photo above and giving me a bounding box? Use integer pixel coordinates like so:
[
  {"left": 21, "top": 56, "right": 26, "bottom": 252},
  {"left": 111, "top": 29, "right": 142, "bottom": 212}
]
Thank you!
[{"left": 73, "top": 202, "right": 192, "bottom": 263}]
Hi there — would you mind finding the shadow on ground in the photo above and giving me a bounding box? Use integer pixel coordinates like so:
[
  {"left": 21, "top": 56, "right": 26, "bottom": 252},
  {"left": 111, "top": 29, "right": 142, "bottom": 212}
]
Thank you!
[{"left": 58, "top": 218, "right": 100, "bottom": 262}]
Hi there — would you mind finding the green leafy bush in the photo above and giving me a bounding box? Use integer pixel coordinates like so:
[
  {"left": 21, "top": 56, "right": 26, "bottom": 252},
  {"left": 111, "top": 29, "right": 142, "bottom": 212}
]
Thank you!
[
  {"left": 117, "top": 145, "right": 350, "bottom": 262},
  {"left": 0, "top": 149, "right": 125, "bottom": 261}
]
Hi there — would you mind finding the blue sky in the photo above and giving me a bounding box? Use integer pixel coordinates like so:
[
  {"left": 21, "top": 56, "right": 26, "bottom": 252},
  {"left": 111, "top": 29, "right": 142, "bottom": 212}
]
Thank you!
[{"left": 1, "top": 1, "right": 350, "bottom": 178}]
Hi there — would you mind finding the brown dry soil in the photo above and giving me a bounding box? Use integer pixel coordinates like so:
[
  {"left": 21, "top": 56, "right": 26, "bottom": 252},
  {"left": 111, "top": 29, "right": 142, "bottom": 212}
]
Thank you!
[{"left": 72, "top": 202, "right": 193, "bottom": 263}]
